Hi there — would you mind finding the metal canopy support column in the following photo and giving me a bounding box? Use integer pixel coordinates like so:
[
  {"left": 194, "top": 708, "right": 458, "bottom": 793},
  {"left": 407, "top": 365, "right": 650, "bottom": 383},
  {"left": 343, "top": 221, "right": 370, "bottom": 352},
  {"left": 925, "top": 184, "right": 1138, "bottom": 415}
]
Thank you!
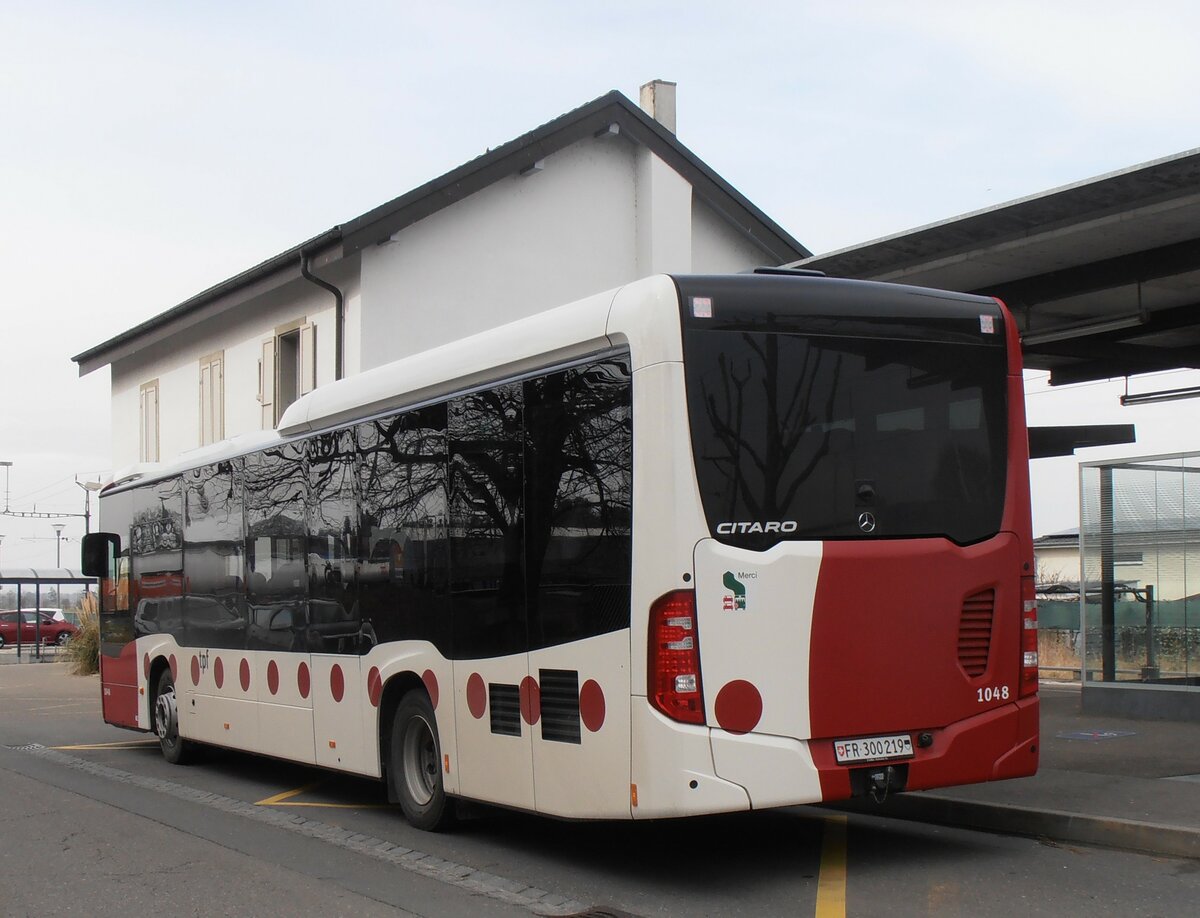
[{"left": 1099, "top": 466, "right": 1116, "bottom": 682}]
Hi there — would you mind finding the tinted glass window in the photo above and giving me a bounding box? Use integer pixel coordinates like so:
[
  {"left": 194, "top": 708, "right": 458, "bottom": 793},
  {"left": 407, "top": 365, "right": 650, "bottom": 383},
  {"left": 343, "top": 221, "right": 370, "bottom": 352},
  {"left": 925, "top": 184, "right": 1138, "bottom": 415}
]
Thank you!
[
  {"left": 131, "top": 481, "right": 185, "bottom": 636},
  {"left": 308, "top": 430, "right": 362, "bottom": 654},
  {"left": 245, "top": 443, "right": 310, "bottom": 650},
  {"left": 181, "top": 460, "right": 247, "bottom": 649},
  {"left": 96, "top": 489, "right": 134, "bottom": 653},
  {"left": 524, "top": 358, "right": 632, "bottom": 648},
  {"left": 449, "top": 384, "right": 525, "bottom": 659},
  {"left": 358, "top": 405, "right": 450, "bottom": 656},
  {"left": 684, "top": 330, "right": 1007, "bottom": 547}
]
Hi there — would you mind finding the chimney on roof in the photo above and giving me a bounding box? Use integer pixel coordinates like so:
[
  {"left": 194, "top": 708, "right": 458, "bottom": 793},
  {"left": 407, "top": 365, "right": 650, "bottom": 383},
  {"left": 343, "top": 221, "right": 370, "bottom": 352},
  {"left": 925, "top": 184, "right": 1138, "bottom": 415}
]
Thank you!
[{"left": 639, "top": 80, "right": 677, "bottom": 134}]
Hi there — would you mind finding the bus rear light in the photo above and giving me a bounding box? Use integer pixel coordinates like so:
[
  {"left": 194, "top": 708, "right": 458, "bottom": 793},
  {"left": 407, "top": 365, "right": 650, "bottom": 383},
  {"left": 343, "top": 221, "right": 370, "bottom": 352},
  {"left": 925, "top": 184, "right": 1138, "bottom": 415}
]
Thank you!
[
  {"left": 1020, "top": 577, "right": 1039, "bottom": 697},
  {"left": 649, "top": 590, "right": 705, "bottom": 725}
]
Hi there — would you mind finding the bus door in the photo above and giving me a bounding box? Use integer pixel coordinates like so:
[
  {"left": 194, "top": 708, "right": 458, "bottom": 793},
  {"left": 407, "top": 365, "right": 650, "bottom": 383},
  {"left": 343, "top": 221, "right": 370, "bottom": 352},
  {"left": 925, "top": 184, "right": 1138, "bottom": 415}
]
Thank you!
[
  {"left": 86, "top": 489, "right": 141, "bottom": 730},
  {"left": 448, "top": 384, "right": 536, "bottom": 811},
  {"left": 523, "top": 360, "right": 634, "bottom": 819}
]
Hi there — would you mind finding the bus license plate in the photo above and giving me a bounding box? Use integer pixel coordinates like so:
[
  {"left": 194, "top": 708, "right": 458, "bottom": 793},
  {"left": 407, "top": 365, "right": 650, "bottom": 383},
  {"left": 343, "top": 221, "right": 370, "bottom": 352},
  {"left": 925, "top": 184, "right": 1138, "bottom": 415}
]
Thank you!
[{"left": 834, "top": 734, "right": 914, "bottom": 764}]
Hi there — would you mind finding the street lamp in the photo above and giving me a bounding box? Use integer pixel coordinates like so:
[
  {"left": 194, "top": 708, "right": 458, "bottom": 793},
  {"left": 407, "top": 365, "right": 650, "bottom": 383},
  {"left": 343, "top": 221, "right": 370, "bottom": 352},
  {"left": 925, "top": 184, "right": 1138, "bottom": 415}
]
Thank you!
[
  {"left": 51, "top": 523, "right": 65, "bottom": 568},
  {"left": 76, "top": 479, "right": 104, "bottom": 534}
]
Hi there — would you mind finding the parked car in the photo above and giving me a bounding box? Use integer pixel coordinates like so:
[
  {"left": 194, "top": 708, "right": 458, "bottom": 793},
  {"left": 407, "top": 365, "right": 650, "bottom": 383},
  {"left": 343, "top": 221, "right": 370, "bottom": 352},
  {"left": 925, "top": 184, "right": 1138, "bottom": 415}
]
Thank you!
[{"left": 0, "top": 610, "right": 79, "bottom": 647}]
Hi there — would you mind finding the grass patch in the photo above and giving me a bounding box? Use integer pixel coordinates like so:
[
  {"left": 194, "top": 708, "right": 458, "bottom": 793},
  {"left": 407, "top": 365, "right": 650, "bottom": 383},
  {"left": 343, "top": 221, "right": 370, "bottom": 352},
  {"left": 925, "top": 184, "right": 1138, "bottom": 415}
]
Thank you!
[{"left": 64, "top": 596, "right": 99, "bottom": 676}]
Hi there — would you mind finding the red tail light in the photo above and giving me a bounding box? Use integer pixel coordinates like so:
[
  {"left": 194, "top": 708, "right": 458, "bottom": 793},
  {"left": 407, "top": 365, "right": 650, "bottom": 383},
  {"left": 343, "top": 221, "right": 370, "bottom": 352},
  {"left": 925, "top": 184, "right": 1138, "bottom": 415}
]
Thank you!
[
  {"left": 1020, "top": 576, "right": 1038, "bottom": 698},
  {"left": 648, "top": 590, "right": 705, "bottom": 724}
]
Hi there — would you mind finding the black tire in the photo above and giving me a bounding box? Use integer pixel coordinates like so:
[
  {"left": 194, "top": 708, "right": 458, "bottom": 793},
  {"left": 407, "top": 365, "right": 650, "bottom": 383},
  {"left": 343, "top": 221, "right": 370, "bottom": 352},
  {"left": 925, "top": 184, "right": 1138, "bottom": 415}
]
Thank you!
[
  {"left": 389, "top": 690, "right": 453, "bottom": 831},
  {"left": 56, "top": 631, "right": 72, "bottom": 646},
  {"left": 0, "top": 633, "right": 6, "bottom": 648},
  {"left": 154, "top": 668, "right": 199, "bottom": 765}
]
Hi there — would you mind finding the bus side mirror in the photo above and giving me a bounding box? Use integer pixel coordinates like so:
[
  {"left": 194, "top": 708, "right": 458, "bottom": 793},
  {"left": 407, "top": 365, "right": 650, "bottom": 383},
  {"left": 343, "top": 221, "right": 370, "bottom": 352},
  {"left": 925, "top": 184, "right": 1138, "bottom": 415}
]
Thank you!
[{"left": 81, "top": 532, "right": 120, "bottom": 577}]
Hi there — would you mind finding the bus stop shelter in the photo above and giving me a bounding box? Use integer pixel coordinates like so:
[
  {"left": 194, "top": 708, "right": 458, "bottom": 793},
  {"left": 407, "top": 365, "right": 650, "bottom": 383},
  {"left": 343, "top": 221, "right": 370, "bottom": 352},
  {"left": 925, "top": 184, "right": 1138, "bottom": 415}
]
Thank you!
[{"left": 0, "top": 567, "right": 94, "bottom": 660}]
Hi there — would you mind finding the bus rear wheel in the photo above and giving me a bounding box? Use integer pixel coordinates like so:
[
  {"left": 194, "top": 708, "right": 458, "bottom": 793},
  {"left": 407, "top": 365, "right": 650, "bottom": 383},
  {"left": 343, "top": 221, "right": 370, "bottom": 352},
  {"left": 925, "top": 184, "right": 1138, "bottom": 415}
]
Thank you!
[
  {"left": 390, "top": 690, "right": 453, "bottom": 831},
  {"left": 154, "top": 668, "right": 199, "bottom": 765}
]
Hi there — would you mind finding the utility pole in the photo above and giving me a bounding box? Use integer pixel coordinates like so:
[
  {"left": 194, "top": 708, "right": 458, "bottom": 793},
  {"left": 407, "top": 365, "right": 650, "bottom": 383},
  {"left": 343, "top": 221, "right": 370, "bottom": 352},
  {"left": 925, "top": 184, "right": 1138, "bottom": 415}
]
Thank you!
[{"left": 52, "top": 523, "right": 65, "bottom": 567}]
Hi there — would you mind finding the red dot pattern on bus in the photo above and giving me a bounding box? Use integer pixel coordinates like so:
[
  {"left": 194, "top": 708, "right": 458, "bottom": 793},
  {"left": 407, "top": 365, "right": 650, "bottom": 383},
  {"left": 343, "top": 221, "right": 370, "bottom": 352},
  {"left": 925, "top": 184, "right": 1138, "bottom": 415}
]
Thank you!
[
  {"left": 143, "top": 654, "right": 150, "bottom": 679},
  {"left": 714, "top": 680, "right": 763, "bottom": 735},
  {"left": 169, "top": 654, "right": 178, "bottom": 682},
  {"left": 519, "top": 676, "right": 541, "bottom": 725},
  {"left": 580, "top": 679, "right": 606, "bottom": 732},
  {"left": 466, "top": 672, "right": 486, "bottom": 718},
  {"left": 155, "top": 654, "right": 610, "bottom": 736},
  {"left": 367, "top": 666, "right": 382, "bottom": 707}
]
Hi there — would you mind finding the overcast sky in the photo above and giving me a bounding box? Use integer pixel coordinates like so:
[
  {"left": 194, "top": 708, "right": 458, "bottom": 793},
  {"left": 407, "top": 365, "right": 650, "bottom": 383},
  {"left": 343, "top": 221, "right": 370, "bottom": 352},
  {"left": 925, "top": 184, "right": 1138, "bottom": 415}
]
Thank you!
[{"left": 2, "top": 1, "right": 1199, "bottom": 569}]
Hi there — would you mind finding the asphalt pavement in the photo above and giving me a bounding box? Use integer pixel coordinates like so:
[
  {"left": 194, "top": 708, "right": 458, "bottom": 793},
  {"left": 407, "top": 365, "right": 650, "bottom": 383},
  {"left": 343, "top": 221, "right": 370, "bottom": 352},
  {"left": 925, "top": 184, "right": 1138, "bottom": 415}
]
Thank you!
[{"left": 6, "top": 650, "right": 1198, "bottom": 862}]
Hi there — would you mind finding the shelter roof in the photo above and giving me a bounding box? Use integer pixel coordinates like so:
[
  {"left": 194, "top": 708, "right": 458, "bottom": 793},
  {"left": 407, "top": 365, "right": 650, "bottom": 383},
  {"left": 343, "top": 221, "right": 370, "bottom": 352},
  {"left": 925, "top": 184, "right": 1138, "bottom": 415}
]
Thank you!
[{"left": 795, "top": 149, "right": 1200, "bottom": 386}]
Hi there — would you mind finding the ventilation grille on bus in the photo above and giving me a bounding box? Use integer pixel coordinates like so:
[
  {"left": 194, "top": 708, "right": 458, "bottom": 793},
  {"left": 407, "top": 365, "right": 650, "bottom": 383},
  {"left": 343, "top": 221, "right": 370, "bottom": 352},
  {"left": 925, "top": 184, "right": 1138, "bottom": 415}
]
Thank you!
[
  {"left": 957, "top": 589, "right": 995, "bottom": 677},
  {"left": 489, "top": 684, "right": 522, "bottom": 736},
  {"left": 539, "top": 669, "right": 581, "bottom": 745}
]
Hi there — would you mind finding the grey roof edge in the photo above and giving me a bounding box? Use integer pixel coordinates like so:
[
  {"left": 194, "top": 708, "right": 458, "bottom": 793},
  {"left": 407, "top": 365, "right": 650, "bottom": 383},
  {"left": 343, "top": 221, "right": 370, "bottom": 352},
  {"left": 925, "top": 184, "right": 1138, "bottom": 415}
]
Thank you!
[
  {"left": 72, "top": 90, "right": 808, "bottom": 376},
  {"left": 792, "top": 146, "right": 1200, "bottom": 279},
  {"left": 72, "top": 229, "right": 342, "bottom": 375},
  {"left": 341, "top": 90, "right": 809, "bottom": 263}
]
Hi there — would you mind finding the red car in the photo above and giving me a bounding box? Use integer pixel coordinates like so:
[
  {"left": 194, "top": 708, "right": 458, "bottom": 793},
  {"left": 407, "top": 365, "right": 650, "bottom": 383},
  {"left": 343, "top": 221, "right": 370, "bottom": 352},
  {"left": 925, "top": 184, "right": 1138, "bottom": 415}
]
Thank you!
[{"left": 0, "top": 610, "right": 79, "bottom": 647}]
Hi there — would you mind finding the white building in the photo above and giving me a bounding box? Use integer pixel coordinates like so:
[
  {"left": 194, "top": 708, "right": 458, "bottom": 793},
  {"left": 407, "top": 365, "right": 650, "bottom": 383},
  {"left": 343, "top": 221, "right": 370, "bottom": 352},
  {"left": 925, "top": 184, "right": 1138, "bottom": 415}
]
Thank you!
[{"left": 74, "top": 83, "right": 807, "bottom": 469}]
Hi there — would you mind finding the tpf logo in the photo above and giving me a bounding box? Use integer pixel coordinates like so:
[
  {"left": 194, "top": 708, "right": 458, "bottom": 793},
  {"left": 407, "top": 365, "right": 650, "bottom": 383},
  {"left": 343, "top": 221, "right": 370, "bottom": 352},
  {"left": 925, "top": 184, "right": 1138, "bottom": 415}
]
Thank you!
[{"left": 722, "top": 571, "right": 747, "bottom": 611}]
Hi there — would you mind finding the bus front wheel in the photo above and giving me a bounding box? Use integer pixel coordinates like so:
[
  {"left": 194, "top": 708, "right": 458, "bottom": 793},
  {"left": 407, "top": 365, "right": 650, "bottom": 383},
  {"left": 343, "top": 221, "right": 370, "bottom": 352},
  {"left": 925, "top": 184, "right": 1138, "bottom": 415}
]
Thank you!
[
  {"left": 154, "top": 668, "right": 199, "bottom": 765},
  {"left": 390, "top": 690, "right": 453, "bottom": 831}
]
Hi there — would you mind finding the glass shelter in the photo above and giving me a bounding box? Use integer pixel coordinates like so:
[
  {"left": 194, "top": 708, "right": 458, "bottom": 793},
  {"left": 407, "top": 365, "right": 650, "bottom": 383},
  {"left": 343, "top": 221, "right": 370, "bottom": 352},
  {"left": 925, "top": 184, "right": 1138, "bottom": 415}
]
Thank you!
[{"left": 1079, "top": 452, "right": 1200, "bottom": 717}]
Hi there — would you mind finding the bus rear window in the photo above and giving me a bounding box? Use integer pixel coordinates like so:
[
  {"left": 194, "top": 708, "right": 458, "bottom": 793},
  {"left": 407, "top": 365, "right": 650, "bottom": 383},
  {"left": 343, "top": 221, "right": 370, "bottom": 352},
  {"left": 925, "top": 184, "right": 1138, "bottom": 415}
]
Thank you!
[{"left": 683, "top": 329, "right": 1008, "bottom": 547}]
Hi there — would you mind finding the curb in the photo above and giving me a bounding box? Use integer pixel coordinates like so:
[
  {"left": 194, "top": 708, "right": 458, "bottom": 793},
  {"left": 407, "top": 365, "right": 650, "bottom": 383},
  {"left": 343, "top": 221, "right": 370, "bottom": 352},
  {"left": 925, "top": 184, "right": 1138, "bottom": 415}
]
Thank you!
[
  {"left": 829, "top": 793, "right": 1200, "bottom": 861},
  {"left": 0, "top": 649, "right": 68, "bottom": 665}
]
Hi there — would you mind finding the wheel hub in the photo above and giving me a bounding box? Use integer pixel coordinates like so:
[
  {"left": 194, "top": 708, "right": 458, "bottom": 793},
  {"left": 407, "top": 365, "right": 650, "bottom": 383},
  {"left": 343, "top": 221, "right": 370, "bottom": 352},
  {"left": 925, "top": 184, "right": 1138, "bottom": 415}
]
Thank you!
[{"left": 155, "top": 688, "right": 178, "bottom": 742}]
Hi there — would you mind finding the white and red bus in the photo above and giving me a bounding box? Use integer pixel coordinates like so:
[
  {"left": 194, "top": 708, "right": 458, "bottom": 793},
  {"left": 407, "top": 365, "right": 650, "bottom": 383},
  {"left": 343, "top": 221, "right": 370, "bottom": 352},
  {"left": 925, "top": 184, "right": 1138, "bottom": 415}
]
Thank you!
[{"left": 82, "top": 271, "right": 1038, "bottom": 830}]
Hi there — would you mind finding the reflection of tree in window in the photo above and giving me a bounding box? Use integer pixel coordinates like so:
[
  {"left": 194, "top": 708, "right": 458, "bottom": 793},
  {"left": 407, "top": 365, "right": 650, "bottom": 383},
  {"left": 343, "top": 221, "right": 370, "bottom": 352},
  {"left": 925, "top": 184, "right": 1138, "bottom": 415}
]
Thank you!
[
  {"left": 244, "top": 443, "right": 308, "bottom": 603},
  {"left": 357, "top": 406, "right": 449, "bottom": 654},
  {"left": 699, "top": 332, "right": 839, "bottom": 525},
  {"left": 307, "top": 430, "right": 362, "bottom": 653},
  {"left": 525, "top": 359, "right": 632, "bottom": 648},
  {"left": 450, "top": 384, "right": 524, "bottom": 659},
  {"left": 181, "top": 460, "right": 247, "bottom": 648}
]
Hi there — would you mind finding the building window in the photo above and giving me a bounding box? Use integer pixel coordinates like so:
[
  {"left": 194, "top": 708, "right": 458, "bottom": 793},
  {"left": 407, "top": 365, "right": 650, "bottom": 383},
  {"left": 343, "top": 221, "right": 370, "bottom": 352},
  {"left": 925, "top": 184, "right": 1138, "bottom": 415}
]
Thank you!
[
  {"left": 199, "top": 351, "right": 224, "bottom": 446},
  {"left": 259, "top": 321, "right": 315, "bottom": 428},
  {"left": 139, "top": 379, "right": 160, "bottom": 462}
]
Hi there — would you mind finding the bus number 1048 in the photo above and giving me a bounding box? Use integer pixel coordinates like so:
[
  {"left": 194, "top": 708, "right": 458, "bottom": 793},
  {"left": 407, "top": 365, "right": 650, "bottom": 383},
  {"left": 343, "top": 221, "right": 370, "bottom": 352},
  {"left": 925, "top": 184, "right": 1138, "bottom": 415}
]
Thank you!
[{"left": 977, "top": 685, "right": 1010, "bottom": 702}]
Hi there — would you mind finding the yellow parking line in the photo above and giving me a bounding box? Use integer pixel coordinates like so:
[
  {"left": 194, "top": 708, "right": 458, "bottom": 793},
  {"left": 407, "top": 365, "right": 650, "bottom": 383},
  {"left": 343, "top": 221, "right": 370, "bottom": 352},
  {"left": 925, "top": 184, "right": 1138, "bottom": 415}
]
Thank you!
[
  {"left": 255, "top": 782, "right": 324, "bottom": 806},
  {"left": 52, "top": 740, "right": 160, "bottom": 750},
  {"left": 255, "top": 781, "right": 392, "bottom": 809},
  {"left": 815, "top": 815, "right": 847, "bottom": 918},
  {"left": 268, "top": 801, "right": 395, "bottom": 809}
]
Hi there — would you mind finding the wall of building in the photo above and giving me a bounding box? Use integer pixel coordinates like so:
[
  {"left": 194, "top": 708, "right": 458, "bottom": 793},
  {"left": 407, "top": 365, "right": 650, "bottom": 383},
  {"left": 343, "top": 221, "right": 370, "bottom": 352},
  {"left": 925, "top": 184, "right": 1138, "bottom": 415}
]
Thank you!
[
  {"left": 358, "top": 136, "right": 640, "bottom": 371},
  {"left": 691, "top": 198, "right": 777, "bottom": 274},
  {"left": 105, "top": 136, "right": 782, "bottom": 467},
  {"left": 109, "top": 279, "right": 342, "bottom": 469}
]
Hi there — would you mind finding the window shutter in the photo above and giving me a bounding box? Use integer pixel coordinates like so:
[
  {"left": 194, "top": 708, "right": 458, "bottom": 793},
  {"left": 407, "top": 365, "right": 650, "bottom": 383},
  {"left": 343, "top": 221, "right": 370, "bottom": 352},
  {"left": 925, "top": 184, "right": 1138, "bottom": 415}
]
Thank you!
[
  {"left": 300, "top": 323, "right": 316, "bottom": 396},
  {"left": 140, "top": 381, "right": 160, "bottom": 462},
  {"left": 215, "top": 356, "right": 224, "bottom": 441},
  {"left": 199, "top": 353, "right": 225, "bottom": 446},
  {"left": 260, "top": 337, "right": 276, "bottom": 428}
]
